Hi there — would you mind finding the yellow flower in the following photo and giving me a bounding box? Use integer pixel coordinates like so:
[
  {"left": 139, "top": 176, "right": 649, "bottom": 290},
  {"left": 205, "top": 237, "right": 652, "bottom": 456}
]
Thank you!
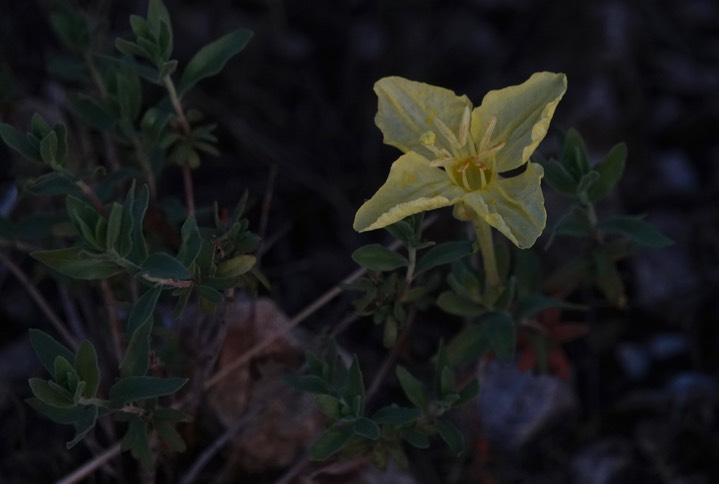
[{"left": 353, "top": 72, "right": 567, "bottom": 248}]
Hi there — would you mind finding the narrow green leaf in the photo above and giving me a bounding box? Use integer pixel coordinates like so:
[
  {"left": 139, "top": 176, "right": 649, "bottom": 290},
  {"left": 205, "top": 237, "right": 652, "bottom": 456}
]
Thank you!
[
  {"left": 68, "top": 93, "right": 115, "bottom": 131},
  {"left": 454, "top": 379, "right": 480, "bottom": 407},
  {"left": 28, "top": 378, "right": 74, "bottom": 408},
  {"left": 0, "top": 122, "right": 39, "bottom": 161},
  {"left": 66, "top": 404, "right": 98, "bottom": 449},
  {"left": 74, "top": 341, "right": 100, "bottom": 399},
  {"left": 587, "top": 143, "right": 627, "bottom": 202},
  {"left": 119, "top": 317, "right": 152, "bottom": 377},
  {"left": 436, "top": 291, "right": 484, "bottom": 317},
  {"left": 562, "top": 128, "right": 590, "bottom": 180},
  {"left": 396, "top": 366, "right": 428, "bottom": 411},
  {"left": 26, "top": 397, "right": 87, "bottom": 424},
  {"left": 127, "top": 285, "right": 162, "bottom": 336},
  {"left": 444, "top": 324, "right": 490, "bottom": 367},
  {"left": 372, "top": 406, "right": 420, "bottom": 425},
  {"left": 215, "top": 255, "right": 255, "bottom": 278},
  {"left": 22, "top": 172, "right": 81, "bottom": 197},
  {"left": 415, "top": 241, "right": 473, "bottom": 274},
  {"left": 141, "top": 252, "right": 191, "bottom": 280},
  {"left": 593, "top": 249, "right": 626, "bottom": 308},
  {"left": 53, "top": 123, "right": 68, "bottom": 166},
  {"left": 122, "top": 415, "right": 154, "bottom": 468},
  {"left": 39, "top": 131, "right": 58, "bottom": 165},
  {"left": 32, "top": 247, "right": 124, "bottom": 280},
  {"left": 576, "top": 171, "right": 600, "bottom": 201},
  {"left": 53, "top": 355, "right": 77, "bottom": 388},
  {"left": 196, "top": 284, "right": 223, "bottom": 304},
  {"left": 402, "top": 428, "right": 430, "bottom": 449},
  {"left": 31, "top": 113, "right": 51, "bottom": 138},
  {"left": 483, "top": 311, "right": 515, "bottom": 363},
  {"left": 109, "top": 376, "right": 187, "bottom": 408},
  {"left": 29, "top": 329, "right": 75, "bottom": 376},
  {"left": 177, "top": 216, "right": 202, "bottom": 267},
  {"left": 178, "top": 29, "right": 253, "bottom": 96},
  {"left": 541, "top": 158, "right": 578, "bottom": 196},
  {"left": 353, "top": 418, "right": 380, "bottom": 441},
  {"left": 105, "top": 202, "right": 123, "bottom": 252},
  {"left": 313, "top": 394, "right": 341, "bottom": 419},
  {"left": 309, "top": 425, "right": 353, "bottom": 461},
  {"left": 436, "top": 419, "right": 464, "bottom": 456},
  {"left": 343, "top": 356, "right": 365, "bottom": 416},
  {"left": 283, "top": 374, "right": 330, "bottom": 394},
  {"left": 147, "top": 0, "right": 172, "bottom": 50},
  {"left": 600, "top": 215, "right": 673, "bottom": 248},
  {"left": 154, "top": 420, "right": 186, "bottom": 452},
  {"left": 352, "top": 244, "right": 408, "bottom": 272}
]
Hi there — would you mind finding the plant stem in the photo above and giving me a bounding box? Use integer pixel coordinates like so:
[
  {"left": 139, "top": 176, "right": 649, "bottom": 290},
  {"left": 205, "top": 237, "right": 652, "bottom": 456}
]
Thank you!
[
  {"left": 472, "top": 217, "right": 501, "bottom": 302},
  {"left": 163, "top": 74, "right": 195, "bottom": 217},
  {"left": 405, "top": 246, "right": 417, "bottom": 287}
]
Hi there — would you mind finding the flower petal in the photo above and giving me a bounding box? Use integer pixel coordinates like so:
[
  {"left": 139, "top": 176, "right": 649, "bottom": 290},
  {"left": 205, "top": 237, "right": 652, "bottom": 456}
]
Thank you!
[
  {"left": 375, "top": 77, "right": 471, "bottom": 157},
  {"left": 471, "top": 72, "right": 567, "bottom": 171},
  {"left": 459, "top": 162, "right": 546, "bottom": 248},
  {"left": 354, "top": 152, "right": 464, "bottom": 232}
]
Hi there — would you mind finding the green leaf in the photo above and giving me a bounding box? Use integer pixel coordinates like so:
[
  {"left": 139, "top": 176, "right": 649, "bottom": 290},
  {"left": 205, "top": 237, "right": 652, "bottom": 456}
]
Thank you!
[
  {"left": 284, "top": 374, "right": 330, "bottom": 394},
  {"left": 600, "top": 215, "right": 673, "bottom": 248},
  {"left": 178, "top": 29, "right": 253, "bottom": 96},
  {"left": 127, "top": 285, "right": 162, "bottom": 336},
  {"left": 147, "top": 0, "right": 173, "bottom": 55},
  {"left": 109, "top": 376, "right": 187, "bottom": 408},
  {"left": 313, "top": 394, "right": 341, "bottom": 419},
  {"left": 593, "top": 249, "right": 626, "bottom": 308},
  {"left": 587, "top": 143, "right": 627, "bottom": 202},
  {"left": 562, "top": 128, "right": 590, "bottom": 180},
  {"left": 0, "top": 122, "right": 39, "bottom": 161},
  {"left": 402, "top": 428, "right": 430, "bottom": 449},
  {"left": 74, "top": 341, "right": 100, "bottom": 399},
  {"left": 29, "top": 329, "right": 75, "bottom": 376},
  {"left": 39, "top": 131, "right": 58, "bottom": 165},
  {"left": 196, "top": 284, "right": 223, "bottom": 304},
  {"left": 49, "top": 8, "right": 90, "bottom": 53},
  {"left": 105, "top": 202, "right": 123, "bottom": 252},
  {"left": 454, "top": 379, "right": 480, "bottom": 407},
  {"left": 517, "top": 293, "right": 587, "bottom": 318},
  {"left": 31, "top": 113, "right": 51, "bottom": 138},
  {"left": 32, "top": 247, "right": 124, "bottom": 280},
  {"left": 415, "top": 241, "right": 473, "bottom": 274},
  {"left": 22, "top": 172, "right": 81, "bottom": 197},
  {"left": 444, "top": 324, "right": 490, "bottom": 367},
  {"left": 53, "top": 355, "right": 77, "bottom": 387},
  {"left": 436, "top": 291, "right": 484, "bottom": 317},
  {"left": 309, "top": 425, "right": 354, "bottom": 461},
  {"left": 436, "top": 419, "right": 464, "bottom": 456},
  {"left": 177, "top": 216, "right": 202, "bottom": 267},
  {"left": 141, "top": 252, "right": 191, "bottom": 280},
  {"left": 541, "top": 158, "right": 577, "bottom": 196},
  {"left": 119, "top": 317, "right": 152, "bottom": 378},
  {"left": 372, "top": 406, "right": 420, "bottom": 425},
  {"left": 395, "top": 366, "right": 427, "bottom": 411},
  {"left": 68, "top": 93, "right": 115, "bottom": 131},
  {"left": 342, "top": 356, "right": 365, "bottom": 416},
  {"left": 116, "top": 68, "right": 143, "bottom": 123},
  {"left": 128, "top": 182, "right": 149, "bottom": 264},
  {"left": 154, "top": 420, "right": 186, "bottom": 452},
  {"left": 28, "top": 378, "right": 73, "bottom": 408},
  {"left": 352, "top": 244, "right": 408, "bottom": 272},
  {"left": 67, "top": 404, "right": 98, "bottom": 449},
  {"left": 26, "top": 397, "right": 88, "bottom": 424},
  {"left": 122, "top": 415, "right": 154, "bottom": 468},
  {"left": 576, "top": 171, "right": 600, "bottom": 202},
  {"left": 215, "top": 254, "right": 256, "bottom": 278},
  {"left": 66, "top": 195, "right": 101, "bottom": 248},
  {"left": 483, "top": 311, "right": 515, "bottom": 363},
  {"left": 353, "top": 417, "right": 380, "bottom": 440}
]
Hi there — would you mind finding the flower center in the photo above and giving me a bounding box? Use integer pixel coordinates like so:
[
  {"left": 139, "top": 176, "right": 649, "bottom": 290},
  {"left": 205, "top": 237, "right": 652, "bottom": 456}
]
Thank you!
[{"left": 421, "top": 107, "right": 506, "bottom": 191}]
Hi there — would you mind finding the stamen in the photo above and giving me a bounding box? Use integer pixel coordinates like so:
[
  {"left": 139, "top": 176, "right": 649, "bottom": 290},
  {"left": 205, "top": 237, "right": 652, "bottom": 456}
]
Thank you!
[
  {"left": 480, "top": 116, "right": 498, "bottom": 151},
  {"left": 458, "top": 106, "right": 470, "bottom": 148},
  {"left": 462, "top": 167, "right": 471, "bottom": 190},
  {"left": 478, "top": 167, "right": 487, "bottom": 188},
  {"left": 476, "top": 140, "right": 506, "bottom": 160},
  {"left": 434, "top": 117, "right": 461, "bottom": 151},
  {"left": 429, "top": 156, "right": 457, "bottom": 168}
]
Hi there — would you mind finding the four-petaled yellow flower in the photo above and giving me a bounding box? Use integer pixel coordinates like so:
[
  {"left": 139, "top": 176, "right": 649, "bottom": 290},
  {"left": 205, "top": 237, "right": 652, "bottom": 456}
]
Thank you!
[{"left": 353, "top": 72, "right": 567, "bottom": 249}]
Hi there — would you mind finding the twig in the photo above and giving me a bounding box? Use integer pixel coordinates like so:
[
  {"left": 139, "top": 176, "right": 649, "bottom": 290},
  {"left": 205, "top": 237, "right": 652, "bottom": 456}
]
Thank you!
[
  {"left": 365, "top": 307, "right": 417, "bottom": 404},
  {"left": 0, "top": 252, "right": 76, "bottom": 348},
  {"left": 55, "top": 443, "right": 121, "bottom": 484}
]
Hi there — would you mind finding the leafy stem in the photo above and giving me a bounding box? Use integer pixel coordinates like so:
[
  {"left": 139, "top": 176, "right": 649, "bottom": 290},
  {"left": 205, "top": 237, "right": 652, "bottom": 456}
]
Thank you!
[
  {"left": 472, "top": 217, "right": 501, "bottom": 304},
  {"left": 162, "top": 74, "right": 195, "bottom": 217}
]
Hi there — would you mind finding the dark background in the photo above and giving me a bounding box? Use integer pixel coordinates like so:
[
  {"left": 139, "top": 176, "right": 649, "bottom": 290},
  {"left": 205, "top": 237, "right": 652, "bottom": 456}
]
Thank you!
[{"left": 1, "top": 0, "right": 718, "bottom": 482}]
